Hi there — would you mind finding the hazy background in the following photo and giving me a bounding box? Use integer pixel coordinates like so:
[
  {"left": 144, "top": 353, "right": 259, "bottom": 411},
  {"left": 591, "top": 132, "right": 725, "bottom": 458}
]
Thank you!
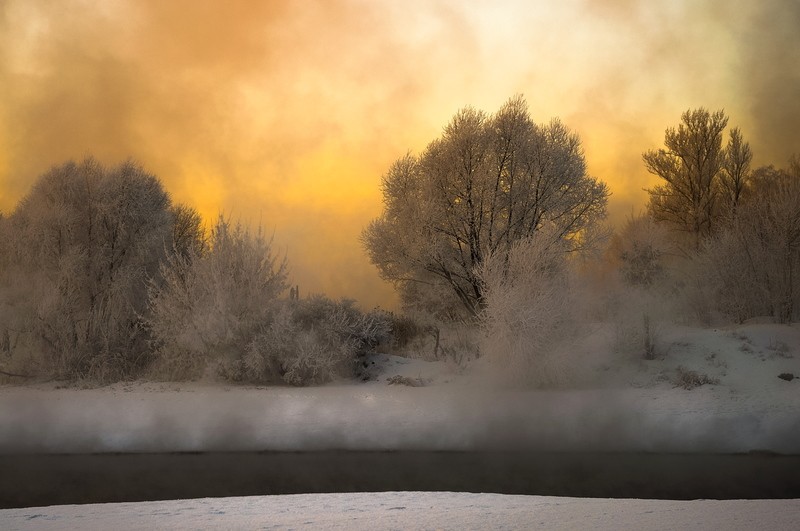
[{"left": 1, "top": 0, "right": 798, "bottom": 309}]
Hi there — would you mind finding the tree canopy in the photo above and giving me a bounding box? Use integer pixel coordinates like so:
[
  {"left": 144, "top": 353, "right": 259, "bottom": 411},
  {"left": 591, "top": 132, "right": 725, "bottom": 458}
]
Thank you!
[
  {"left": 644, "top": 108, "right": 753, "bottom": 248},
  {"left": 0, "top": 158, "right": 203, "bottom": 379},
  {"left": 363, "top": 95, "right": 609, "bottom": 318}
]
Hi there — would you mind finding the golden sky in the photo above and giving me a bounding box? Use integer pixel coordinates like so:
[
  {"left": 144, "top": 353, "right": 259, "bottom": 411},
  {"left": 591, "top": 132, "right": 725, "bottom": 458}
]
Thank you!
[{"left": 1, "top": 0, "right": 798, "bottom": 309}]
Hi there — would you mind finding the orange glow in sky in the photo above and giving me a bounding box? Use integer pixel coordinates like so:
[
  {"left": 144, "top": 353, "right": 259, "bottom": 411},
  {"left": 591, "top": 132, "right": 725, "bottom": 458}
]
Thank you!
[{"left": 1, "top": 0, "right": 798, "bottom": 309}]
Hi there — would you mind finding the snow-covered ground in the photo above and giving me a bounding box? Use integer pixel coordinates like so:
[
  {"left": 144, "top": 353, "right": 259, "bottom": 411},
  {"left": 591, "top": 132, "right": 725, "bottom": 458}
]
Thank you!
[
  {"left": 3, "top": 492, "right": 800, "bottom": 531},
  {"left": 0, "top": 322, "right": 798, "bottom": 528}
]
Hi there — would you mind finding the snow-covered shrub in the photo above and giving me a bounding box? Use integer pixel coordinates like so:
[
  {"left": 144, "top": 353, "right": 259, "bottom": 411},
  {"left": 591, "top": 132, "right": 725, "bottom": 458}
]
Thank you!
[
  {"left": 387, "top": 374, "right": 429, "bottom": 387},
  {"left": 374, "top": 310, "right": 455, "bottom": 362},
  {"left": 362, "top": 309, "right": 395, "bottom": 354},
  {"left": 147, "top": 216, "right": 288, "bottom": 380},
  {"left": 225, "top": 302, "right": 348, "bottom": 385},
  {"left": 278, "top": 328, "right": 355, "bottom": 386},
  {"left": 290, "top": 296, "right": 392, "bottom": 355},
  {"left": 477, "top": 231, "right": 573, "bottom": 386},
  {"left": 385, "top": 313, "right": 425, "bottom": 350},
  {"left": 231, "top": 296, "right": 391, "bottom": 386},
  {"left": 673, "top": 366, "right": 719, "bottom": 390}
]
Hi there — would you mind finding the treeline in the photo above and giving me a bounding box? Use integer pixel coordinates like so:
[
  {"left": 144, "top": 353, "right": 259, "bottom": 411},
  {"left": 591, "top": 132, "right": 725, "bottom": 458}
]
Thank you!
[
  {"left": 0, "top": 159, "right": 395, "bottom": 384},
  {"left": 361, "top": 98, "right": 800, "bottom": 382},
  {"left": 1, "top": 98, "right": 798, "bottom": 386},
  {"left": 615, "top": 109, "right": 800, "bottom": 325}
]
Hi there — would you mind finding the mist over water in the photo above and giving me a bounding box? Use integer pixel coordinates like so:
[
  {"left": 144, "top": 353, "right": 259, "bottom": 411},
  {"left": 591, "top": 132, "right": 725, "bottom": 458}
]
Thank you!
[{"left": 1, "top": 384, "right": 797, "bottom": 455}]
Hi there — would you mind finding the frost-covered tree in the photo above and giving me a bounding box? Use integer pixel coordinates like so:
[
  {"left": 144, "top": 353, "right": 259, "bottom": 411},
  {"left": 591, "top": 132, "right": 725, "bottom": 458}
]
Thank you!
[
  {"left": 0, "top": 212, "right": 14, "bottom": 363},
  {"left": 170, "top": 203, "right": 206, "bottom": 258},
  {"left": 147, "top": 216, "right": 288, "bottom": 378},
  {"left": 149, "top": 233, "right": 392, "bottom": 385},
  {"left": 614, "top": 214, "right": 672, "bottom": 288},
  {"left": 477, "top": 228, "right": 572, "bottom": 384},
  {"left": 1, "top": 158, "right": 177, "bottom": 379},
  {"left": 698, "top": 158, "right": 800, "bottom": 323},
  {"left": 719, "top": 127, "right": 753, "bottom": 218},
  {"left": 363, "top": 95, "right": 608, "bottom": 318},
  {"left": 745, "top": 160, "right": 800, "bottom": 322},
  {"left": 644, "top": 109, "right": 751, "bottom": 248}
]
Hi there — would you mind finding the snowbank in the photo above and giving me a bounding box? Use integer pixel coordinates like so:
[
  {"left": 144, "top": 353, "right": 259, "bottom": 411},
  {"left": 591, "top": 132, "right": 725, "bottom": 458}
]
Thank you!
[{"left": 2, "top": 492, "right": 799, "bottom": 531}]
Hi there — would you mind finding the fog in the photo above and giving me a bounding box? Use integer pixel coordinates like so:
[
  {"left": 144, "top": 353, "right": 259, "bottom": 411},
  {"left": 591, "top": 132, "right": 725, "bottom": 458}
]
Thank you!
[
  {"left": 1, "top": 382, "right": 798, "bottom": 455},
  {"left": 2, "top": 0, "right": 800, "bottom": 308}
]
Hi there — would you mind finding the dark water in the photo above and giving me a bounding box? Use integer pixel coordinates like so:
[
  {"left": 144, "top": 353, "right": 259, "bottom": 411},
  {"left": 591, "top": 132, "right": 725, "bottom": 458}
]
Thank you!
[{"left": 1, "top": 451, "right": 799, "bottom": 509}]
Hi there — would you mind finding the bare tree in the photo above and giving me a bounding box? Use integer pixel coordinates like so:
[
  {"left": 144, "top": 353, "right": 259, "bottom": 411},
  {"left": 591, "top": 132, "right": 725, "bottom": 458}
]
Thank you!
[{"left": 363, "top": 95, "right": 609, "bottom": 318}]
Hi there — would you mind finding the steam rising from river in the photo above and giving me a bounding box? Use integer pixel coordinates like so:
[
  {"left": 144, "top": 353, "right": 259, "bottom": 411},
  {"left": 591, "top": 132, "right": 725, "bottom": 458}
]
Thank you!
[{"left": 1, "top": 384, "right": 797, "bottom": 454}]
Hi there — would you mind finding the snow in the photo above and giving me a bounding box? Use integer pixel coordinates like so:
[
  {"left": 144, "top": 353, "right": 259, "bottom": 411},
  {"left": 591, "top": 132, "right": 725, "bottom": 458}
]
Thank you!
[
  {"left": 2, "top": 492, "right": 799, "bottom": 530},
  {"left": 0, "top": 322, "right": 798, "bottom": 528}
]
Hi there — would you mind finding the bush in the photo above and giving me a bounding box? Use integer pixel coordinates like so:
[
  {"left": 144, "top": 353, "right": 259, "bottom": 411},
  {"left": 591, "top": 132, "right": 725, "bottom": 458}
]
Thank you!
[
  {"left": 230, "top": 296, "right": 392, "bottom": 386},
  {"left": 153, "top": 288, "right": 391, "bottom": 386},
  {"left": 477, "top": 230, "right": 574, "bottom": 385},
  {"left": 147, "top": 216, "right": 288, "bottom": 380},
  {"left": 673, "top": 366, "right": 719, "bottom": 390},
  {"left": 386, "top": 313, "right": 426, "bottom": 350}
]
